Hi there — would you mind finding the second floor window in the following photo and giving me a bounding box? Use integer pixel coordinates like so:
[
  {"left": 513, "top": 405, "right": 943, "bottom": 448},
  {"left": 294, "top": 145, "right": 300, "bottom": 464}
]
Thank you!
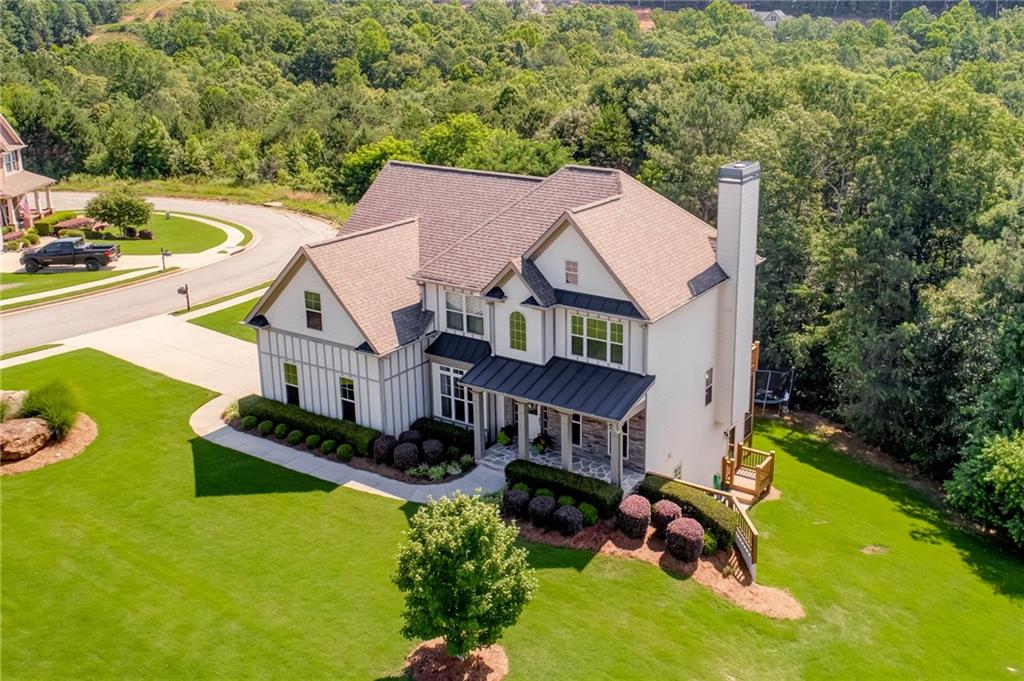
[
  {"left": 705, "top": 368, "right": 714, "bottom": 406},
  {"left": 304, "top": 291, "right": 322, "bottom": 330},
  {"left": 509, "top": 311, "right": 527, "bottom": 351},
  {"left": 2, "top": 152, "right": 18, "bottom": 173},
  {"left": 339, "top": 377, "right": 356, "bottom": 421},
  {"left": 565, "top": 260, "right": 578, "bottom": 284},
  {"left": 446, "top": 291, "right": 484, "bottom": 335},
  {"left": 570, "top": 315, "right": 624, "bottom": 365}
]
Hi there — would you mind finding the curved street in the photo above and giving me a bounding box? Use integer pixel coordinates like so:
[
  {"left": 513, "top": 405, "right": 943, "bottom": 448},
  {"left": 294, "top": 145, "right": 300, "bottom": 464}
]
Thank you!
[{"left": 1, "top": 193, "right": 337, "bottom": 352}]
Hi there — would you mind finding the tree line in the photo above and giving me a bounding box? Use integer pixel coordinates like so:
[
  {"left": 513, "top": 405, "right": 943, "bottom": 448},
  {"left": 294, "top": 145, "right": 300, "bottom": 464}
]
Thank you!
[{"left": 0, "top": 0, "right": 1021, "bottom": 545}]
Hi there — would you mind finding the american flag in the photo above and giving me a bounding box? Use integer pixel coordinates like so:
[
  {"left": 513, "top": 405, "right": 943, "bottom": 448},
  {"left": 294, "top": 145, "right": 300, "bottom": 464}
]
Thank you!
[{"left": 17, "top": 195, "right": 33, "bottom": 228}]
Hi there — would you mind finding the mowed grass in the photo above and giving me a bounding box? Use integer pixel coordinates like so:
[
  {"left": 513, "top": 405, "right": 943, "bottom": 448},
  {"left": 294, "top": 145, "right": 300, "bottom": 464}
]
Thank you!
[
  {"left": 2, "top": 351, "right": 1021, "bottom": 680},
  {"left": 188, "top": 298, "right": 258, "bottom": 342},
  {"left": 0, "top": 267, "right": 147, "bottom": 300},
  {"left": 115, "top": 214, "right": 225, "bottom": 255}
]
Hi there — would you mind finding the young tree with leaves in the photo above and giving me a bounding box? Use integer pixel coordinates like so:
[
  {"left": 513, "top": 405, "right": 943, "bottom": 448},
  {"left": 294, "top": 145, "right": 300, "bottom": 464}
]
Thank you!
[{"left": 84, "top": 188, "right": 152, "bottom": 237}]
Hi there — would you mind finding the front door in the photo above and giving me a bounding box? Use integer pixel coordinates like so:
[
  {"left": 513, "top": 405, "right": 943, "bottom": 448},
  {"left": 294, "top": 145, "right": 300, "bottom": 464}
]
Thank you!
[{"left": 527, "top": 404, "right": 542, "bottom": 440}]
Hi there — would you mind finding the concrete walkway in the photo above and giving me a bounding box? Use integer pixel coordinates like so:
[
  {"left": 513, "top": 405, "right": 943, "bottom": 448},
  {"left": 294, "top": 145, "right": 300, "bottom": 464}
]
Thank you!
[{"left": 190, "top": 395, "right": 506, "bottom": 502}]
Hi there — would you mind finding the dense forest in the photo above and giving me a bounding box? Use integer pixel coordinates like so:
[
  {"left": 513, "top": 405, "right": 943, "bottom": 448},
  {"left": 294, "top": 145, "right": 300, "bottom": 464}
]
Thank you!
[{"left": 1, "top": 0, "right": 1022, "bottom": 544}]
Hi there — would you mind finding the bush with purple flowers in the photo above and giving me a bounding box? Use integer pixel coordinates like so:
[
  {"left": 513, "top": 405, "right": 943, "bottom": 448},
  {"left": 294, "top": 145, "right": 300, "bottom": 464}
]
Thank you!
[
  {"left": 665, "top": 517, "right": 704, "bottom": 562},
  {"left": 651, "top": 499, "right": 682, "bottom": 537},
  {"left": 616, "top": 494, "right": 651, "bottom": 539}
]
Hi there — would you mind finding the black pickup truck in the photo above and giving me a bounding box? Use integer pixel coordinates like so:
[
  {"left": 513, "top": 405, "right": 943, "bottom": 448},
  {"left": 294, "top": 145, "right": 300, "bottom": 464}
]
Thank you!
[{"left": 19, "top": 237, "right": 121, "bottom": 273}]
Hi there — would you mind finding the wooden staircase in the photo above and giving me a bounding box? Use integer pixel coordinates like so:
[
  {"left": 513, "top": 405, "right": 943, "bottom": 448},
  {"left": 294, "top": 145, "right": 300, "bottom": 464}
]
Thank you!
[{"left": 722, "top": 442, "right": 775, "bottom": 499}]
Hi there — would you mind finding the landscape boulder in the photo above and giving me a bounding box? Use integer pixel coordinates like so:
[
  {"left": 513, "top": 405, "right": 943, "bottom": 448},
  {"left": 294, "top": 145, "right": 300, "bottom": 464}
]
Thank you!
[
  {"left": 0, "top": 417, "right": 52, "bottom": 460},
  {"left": 0, "top": 390, "right": 27, "bottom": 421}
]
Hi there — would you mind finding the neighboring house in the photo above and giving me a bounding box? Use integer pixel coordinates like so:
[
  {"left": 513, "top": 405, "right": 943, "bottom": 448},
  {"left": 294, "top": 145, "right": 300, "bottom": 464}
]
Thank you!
[
  {"left": 750, "top": 9, "right": 789, "bottom": 28},
  {"left": 0, "top": 113, "right": 55, "bottom": 229},
  {"left": 246, "top": 160, "right": 762, "bottom": 488}
]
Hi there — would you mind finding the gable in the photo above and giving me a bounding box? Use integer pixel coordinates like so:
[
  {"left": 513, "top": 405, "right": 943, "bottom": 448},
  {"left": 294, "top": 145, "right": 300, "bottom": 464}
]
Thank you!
[{"left": 530, "top": 219, "right": 631, "bottom": 302}]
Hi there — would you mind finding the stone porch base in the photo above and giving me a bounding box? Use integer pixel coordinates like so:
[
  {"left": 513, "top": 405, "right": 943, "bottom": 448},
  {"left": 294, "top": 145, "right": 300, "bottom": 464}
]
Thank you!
[{"left": 481, "top": 442, "right": 644, "bottom": 493}]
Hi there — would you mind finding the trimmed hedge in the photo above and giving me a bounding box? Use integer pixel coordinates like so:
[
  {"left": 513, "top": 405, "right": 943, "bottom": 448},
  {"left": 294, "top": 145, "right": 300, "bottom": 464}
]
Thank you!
[
  {"left": 337, "top": 443, "right": 354, "bottom": 462},
  {"left": 502, "top": 488, "right": 530, "bottom": 518},
  {"left": 286, "top": 430, "right": 304, "bottom": 445},
  {"left": 528, "top": 495, "right": 557, "bottom": 528},
  {"left": 665, "top": 517, "right": 704, "bottom": 562},
  {"left": 273, "top": 423, "right": 288, "bottom": 439},
  {"left": 237, "top": 395, "right": 380, "bottom": 455},
  {"left": 305, "top": 434, "right": 321, "bottom": 449},
  {"left": 637, "top": 474, "right": 739, "bottom": 548},
  {"left": 553, "top": 505, "right": 584, "bottom": 536},
  {"left": 422, "top": 439, "right": 446, "bottom": 465},
  {"left": 321, "top": 439, "right": 338, "bottom": 456},
  {"left": 651, "top": 499, "right": 682, "bottom": 538},
  {"left": 393, "top": 442, "right": 420, "bottom": 471},
  {"left": 578, "top": 502, "right": 599, "bottom": 527},
  {"left": 505, "top": 459, "right": 623, "bottom": 518},
  {"left": 373, "top": 435, "right": 397, "bottom": 464},
  {"left": 257, "top": 420, "right": 274, "bottom": 436},
  {"left": 616, "top": 495, "right": 651, "bottom": 539},
  {"left": 411, "top": 417, "right": 474, "bottom": 453},
  {"left": 240, "top": 415, "right": 258, "bottom": 430}
]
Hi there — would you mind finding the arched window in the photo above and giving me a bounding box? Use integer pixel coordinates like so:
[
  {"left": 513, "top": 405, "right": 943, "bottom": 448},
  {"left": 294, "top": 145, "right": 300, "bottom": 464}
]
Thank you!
[{"left": 509, "top": 311, "right": 527, "bottom": 351}]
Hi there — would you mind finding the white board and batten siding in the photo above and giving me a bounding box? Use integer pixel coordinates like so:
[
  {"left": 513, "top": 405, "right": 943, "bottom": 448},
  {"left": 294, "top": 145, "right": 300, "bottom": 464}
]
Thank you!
[{"left": 256, "top": 330, "right": 431, "bottom": 437}]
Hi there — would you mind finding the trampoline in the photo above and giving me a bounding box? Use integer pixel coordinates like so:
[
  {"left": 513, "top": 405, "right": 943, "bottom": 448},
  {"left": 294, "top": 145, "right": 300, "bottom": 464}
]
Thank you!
[{"left": 755, "top": 368, "right": 794, "bottom": 414}]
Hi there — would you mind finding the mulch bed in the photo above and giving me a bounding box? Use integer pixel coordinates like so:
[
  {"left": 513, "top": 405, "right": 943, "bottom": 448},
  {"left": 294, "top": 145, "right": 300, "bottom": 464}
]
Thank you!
[
  {"left": 516, "top": 519, "right": 805, "bottom": 620},
  {"left": 226, "top": 419, "right": 475, "bottom": 485},
  {"left": 0, "top": 413, "right": 97, "bottom": 476},
  {"left": 406, "top": 639, "right": 509, "bottom": 681}
]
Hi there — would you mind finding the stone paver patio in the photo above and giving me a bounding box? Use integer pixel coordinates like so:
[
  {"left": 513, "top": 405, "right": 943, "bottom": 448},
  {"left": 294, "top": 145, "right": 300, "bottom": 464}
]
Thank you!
[{"left": 481, "top": 442, "right": 644, "bottom": 492}]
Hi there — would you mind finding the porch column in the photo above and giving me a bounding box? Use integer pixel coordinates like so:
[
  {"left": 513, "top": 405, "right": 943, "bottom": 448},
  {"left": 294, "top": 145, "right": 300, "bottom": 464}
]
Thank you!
[
  {"left": 559, "top": 411, "right": 572, "bottom": 471},
  {"left": 33, "top": 190, "right": 40, "bottom": 213},
  {"left": 4, "top": 197, "right": 14, "bottom": 227},
  {"left": 45, "top": 186, "right": 52, "bottom": 211},
  {"left": 609, "top": 421, "right": 623, "bottom": 486},
  {"left": 516, "top": 401, "right": 529, "bottom": 460},
  {"left": 472, "top": 390, "right": 485, "bottom": 461}
]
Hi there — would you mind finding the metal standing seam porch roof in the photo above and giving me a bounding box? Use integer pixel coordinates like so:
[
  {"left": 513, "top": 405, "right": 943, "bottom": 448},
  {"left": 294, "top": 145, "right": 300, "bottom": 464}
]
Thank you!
[{"left": 461, "top": 355, "right": 655, "bottom": 422}]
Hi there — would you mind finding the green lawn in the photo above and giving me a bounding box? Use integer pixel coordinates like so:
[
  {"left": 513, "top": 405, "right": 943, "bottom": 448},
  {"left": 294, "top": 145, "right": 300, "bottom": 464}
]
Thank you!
[
  {"left": 0, "top": 267, "right": 147, "bottom": 300},
  {"left": 187, "top": 298, "right": 258, "bottom": 342},
  {"left": 114, "top": 214, "right": 226, "bottom": 255},
  {"left": 1, "top": 351, "right": 1021, "bottom": 680},
  {"left": 173, "top": 281, "right": 270, "bottom": 315}
]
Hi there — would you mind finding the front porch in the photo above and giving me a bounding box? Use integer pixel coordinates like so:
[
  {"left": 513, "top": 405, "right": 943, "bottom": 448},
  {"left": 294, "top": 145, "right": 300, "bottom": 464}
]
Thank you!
[{"left": 480, "top": 441, "right": 646, "bottom": 492}]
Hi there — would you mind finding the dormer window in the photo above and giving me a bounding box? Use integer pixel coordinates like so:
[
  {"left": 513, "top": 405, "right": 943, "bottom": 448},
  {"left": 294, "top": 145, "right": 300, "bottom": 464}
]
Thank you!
[
  {"left": 2, "top": 152, "right": 18, "bottom": 173},
  {"left": 304, "top": 291, "right": 322, "bottom": 330},
  {"left": 565, "top": 259, "right": 578, "bottom": 285},
  {"left": 445, "top": 291, "right": 485, "bottom": 336}
]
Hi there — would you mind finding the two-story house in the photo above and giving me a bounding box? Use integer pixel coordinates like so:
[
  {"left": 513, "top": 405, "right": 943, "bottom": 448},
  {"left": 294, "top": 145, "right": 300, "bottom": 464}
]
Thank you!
[
  {"left": 0, "top": 113, "right": 55, "bottom": 229},
  {"left": 246, "top": 159, "right": 761, "bottom": 488}
]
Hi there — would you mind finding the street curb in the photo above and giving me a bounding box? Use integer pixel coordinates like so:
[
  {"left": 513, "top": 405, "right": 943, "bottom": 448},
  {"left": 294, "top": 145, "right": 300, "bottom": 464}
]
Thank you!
[{"left": 0, "top": 267, "right": 183, "bottom": 317}]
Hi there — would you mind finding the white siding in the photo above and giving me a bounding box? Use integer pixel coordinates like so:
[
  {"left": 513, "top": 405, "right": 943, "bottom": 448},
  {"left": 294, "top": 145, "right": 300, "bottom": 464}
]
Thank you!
[
  {"left": 552, "top": 306, "right": 645, "bottom": 374},
  {"left": 424, "top": 282, "right": 491, "bottom": 344},
  {"left": 643, "top": 291, "right": 725, "bottom": 486},
  {"left": 264, "top": 260, "right": 366, "bottom": 348},
  {"left": 492, "top": 273, "right": 545, "bottom": 364},
  {"left": 379, "top": 337, "right": 431, "bottom": 435},
  {"left": 533, "top": 223, "right": 628, "bottom": 300}
]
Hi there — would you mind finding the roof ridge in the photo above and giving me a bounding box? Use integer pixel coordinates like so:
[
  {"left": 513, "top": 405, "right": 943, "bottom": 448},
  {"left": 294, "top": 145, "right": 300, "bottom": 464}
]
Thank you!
[
  {"left": 305, "top": 217, "right": 418, "bottom": 250},
  {"left": 568, "top": 193, "right": 622, "bottom": 215},
  {"left": 387, "top": 160, "right": 545, "bottom": 182},
  {"left": 413, "top": 166, "right": 577, "bottom": 278}
]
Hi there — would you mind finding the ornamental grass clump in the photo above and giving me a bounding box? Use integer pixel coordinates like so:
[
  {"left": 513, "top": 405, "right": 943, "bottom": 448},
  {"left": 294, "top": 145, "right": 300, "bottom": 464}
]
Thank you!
[
  {"left": 20, "top": 381, "right": 77, "bottom": 440},
  {"left": 616, "top": 494, "right": 651, "bottom": 539},
  {"left": 651, "top": 499, "right": 683, "bottom": 538},
  {"left": 528, "top": 495, "right": 557, "bottom": 528},
  {"left": 665, "top": 517, "right": 705, "bottom": 562},
  {"left": 394, "top": 493, "right": 537, "bottom": 658}
]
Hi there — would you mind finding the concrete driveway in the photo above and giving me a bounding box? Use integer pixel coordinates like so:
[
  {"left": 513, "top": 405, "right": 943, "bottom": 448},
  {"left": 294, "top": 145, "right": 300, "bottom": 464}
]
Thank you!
[{"left": 1, "top": 193, "right": 336, "bottom": 352}]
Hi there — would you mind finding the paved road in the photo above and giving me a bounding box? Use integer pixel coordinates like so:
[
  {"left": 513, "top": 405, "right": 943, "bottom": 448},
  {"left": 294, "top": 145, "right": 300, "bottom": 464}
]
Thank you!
[{"left": 1, "top": 193, "right": 337, "bottom": 352}]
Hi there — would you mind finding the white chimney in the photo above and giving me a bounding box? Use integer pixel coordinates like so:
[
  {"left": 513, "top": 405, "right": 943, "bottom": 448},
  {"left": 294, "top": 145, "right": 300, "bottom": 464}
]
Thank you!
[{"left": 713, "top": 161, "right": 760, "bottom": 441}]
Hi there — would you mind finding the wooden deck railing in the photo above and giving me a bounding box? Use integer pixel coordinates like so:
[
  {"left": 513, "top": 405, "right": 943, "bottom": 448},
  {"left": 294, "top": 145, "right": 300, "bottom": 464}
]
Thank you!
[
  {"left": 722, "top": 443, "right": 775, "bottom": 499},
  {"left": 645, "top": 473, "right": 759, "bottom": 580}
]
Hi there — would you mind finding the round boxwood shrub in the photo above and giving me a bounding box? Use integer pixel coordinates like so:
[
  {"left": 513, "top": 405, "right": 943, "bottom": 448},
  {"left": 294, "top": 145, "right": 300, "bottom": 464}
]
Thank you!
[
  {"left": 337, "top": 443, "right": 354, "bottom": 462},
  {"left": 321, "top": 439, "right": 338, "bottom": 456},
  {"left": 502, "top": 488, "right": 530, "bottom": 518},
  {"left": 556, "top": 495, "right": 575, "bottom": 508},
  {"left": 702, "top": 531, "right": 718, "bottom": 556},
  {"left": 398, "top": 429, "right": 422, "bottom": 446},
  {"left": 616, "top": 494, "right": 651, "bottom": 539},
  {"left": 665, "top": 517, "right": 705, "bottom": 562},
  {"left": 651, "top": 499, "right": 683, "bottom": 538},
  {"left": 528, "top": 495, "right": 557, "bottom": 529},
  {"left": 447, "top": 446, "right": 461, "bottom": 461},
  {"left": 286, "top": 429, "right": 304, "bottom": 445},
  {"left": 393, "top": 442, "right": 420, "bottom": 471},
  {"left": 273, "top": 423, "right": 288, "bottom": 439},
  {"left": 373, "top": 434, "right": 397, "bottom": 465},
  {"left": 257, "top": 420, "right": 274, "bottom": 436},
  {"left": 535, "top": 488, "right": 554, "bottom": 498},
  {"left": 305, "top": 434, "right": 322, "bottom": 449},
  {"left": 241, "top": 415, "right": 258, "bottom": 430},
  {"left": 511, "top": 482, "right": 531, "bottom": 495},
  {"left": 422, "top": 439, "right": 446, "bottom": 465},
  {"left": 578, "top": 502, "right": 599, "bottom": 527},
  {"left": 553, "top": 505, "right": 584, "bottom": 536}
]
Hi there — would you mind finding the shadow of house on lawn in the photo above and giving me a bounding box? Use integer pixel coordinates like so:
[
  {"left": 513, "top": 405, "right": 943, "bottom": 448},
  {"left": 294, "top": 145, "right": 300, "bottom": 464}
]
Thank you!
[
  {"left": 191, "top": 438, "right": 337, "bottom": 497},
  {"left": 761, "top": 422, "right": 1024, "bottom": 600}
]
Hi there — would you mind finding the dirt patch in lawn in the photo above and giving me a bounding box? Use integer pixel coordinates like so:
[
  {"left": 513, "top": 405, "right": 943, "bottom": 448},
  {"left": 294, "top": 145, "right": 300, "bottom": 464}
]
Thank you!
[
  {"left": 518, "top": 520, "right": 805, "bottom": 620},
  {"left": 407, "top": 638, "right": 509, "bottom": 681},
  {"left": 0, "top": 413, "right": 97, "bottom": 476},
  {"left": 861, "top": 544, "right": 889, "bottom": 555}
]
